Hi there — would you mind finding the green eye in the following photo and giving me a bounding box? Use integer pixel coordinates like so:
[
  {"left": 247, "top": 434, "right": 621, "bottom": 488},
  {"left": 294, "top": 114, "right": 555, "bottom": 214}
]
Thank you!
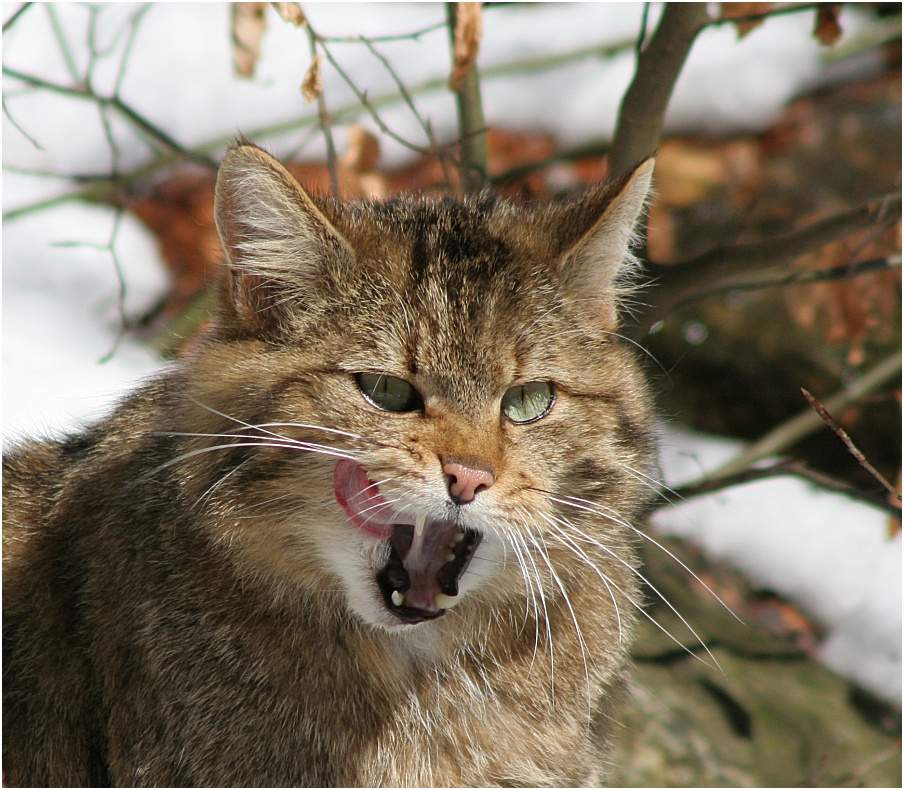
[
  {"left": 355, "top": 373, "right": 422, "bottom": 413},
  {"left": 502, "top": 381, "right": 556, "bottom": 424}
]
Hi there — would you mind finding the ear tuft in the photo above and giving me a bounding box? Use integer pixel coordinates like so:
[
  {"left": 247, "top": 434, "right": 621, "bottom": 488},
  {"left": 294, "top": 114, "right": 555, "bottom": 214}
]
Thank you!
[{"left": 213, "top": 143, "right": 352, "bottom": 336}]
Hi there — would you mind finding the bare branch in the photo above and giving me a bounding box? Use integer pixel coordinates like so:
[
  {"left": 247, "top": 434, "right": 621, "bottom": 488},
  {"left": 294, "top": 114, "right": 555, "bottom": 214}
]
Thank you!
[
  {"left": 446, "top": 2, "right": 487, "bottom": 192},
  {"left": 45, "top": 5, "right": 81, "bottom": 85},
  {"left": 706, "top": 2, "right": 823, "bottom": 31},
  {"left": 304, "top": 24, "right": 340, "bottom": 196},
  {"left": 699, "top": 351, "right": 902, "bottom": 482},
  {"left": 2, "top": 2, "right": 32, "bottom": 33},
  {"left": 2, "top": 96, "right": 42, "bottom": 150},
  {"left": 800, "top": 388, "right": 900, "bottom": 501},
  {"left": 361, "top": 37, "right": 454, "bottom": 187},
  {"left": 3, "top": 37, "right": 636, "bottom": 221},
  {"left": 608, "top": 3, "right": 711, "bottom": 178},
  {"left": 2, "top": 66, "right": 217, "bottom": 170},
  {"left": 667, "top": 459, "right": 901, "bottom": 518},
  {"left": 319, "top": 20, "right": 446, "bottom": 45},
  {"left": 666, "top": 254, "right": 901, "bottom": 310},
  {"left": 639, "top": 193, "right": 903, "bottom": 333}
]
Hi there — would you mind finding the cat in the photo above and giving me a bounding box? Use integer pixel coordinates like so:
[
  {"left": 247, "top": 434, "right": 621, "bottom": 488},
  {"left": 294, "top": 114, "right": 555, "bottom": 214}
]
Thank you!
[{"left": 3, "top": 142, "right": 655, "bottom": 786}]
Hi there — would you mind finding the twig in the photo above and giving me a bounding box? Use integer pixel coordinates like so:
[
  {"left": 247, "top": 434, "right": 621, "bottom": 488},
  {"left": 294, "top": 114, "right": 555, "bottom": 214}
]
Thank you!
[
  {"left": 3, "top": 37, "right": 638, "bottom": 221},
  {"left": 668, "top": 254, "right": 902, "bottom": 309},
  {"left": 2, "top": 66, "right": 217, "bottom": 170},
  {"left": 2, "top": 96, "right": 42, "bottom": 150},
  {"left": 46, "top": 5, "right": 82, "bottom": 85},
  {"left": 318, "top": 39, "right": 433, "bottom": 159},
  {"left": 319, "top": 20, "right": 446, "bottom": 44},
  {"left": 99, "top": 208, "right": 128, "bottom": 364},
  {"left": 490, "top": 139, "right": 610, "bottom": 185},
  {"left": 698, "top": 351, "right": 902, "bottom": 482},
  {"left": 361, "top": 37, "right": 454, "bottom": 187},
  {"left": 638, "top": 193, "right": 903, "bottom": 334},
  {"left": 668, "top": 459, "right": 901, "bottom": 517},
  {"left": 2, "top": 2, "right": 32, "bottom": 33},
  {"left": 801, "top": 388, "right": 900, "bottom": 500},
  {"left": 608, "top": 3, "right": 711, "bottom": 178},
  {"left": 446, "top": 2, "right": 487, "bottom": 192},
  {"left": 304, "top": 23, "right": 340, "bottom": 197}
]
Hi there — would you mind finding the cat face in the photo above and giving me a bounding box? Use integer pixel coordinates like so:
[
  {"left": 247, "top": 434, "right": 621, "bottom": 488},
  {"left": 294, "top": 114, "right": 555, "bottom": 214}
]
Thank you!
[{"left": 188, "top": 143, "right": 654, "bottom": 635}]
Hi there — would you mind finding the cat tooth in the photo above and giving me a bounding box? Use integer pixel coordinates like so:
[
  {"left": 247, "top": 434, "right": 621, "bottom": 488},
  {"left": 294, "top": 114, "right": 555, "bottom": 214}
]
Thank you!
[
  {"left": 434, "top": 593, "right": 459, "bottom": 610},
  {"left": 391, "top": 590, "right": 405, "bottom": 607},
  {"left": 453, "top": 533, "right": 465, "bottom": 544},
  {"left": 445, "top": 552, "right": 456, "bottom": 563}
]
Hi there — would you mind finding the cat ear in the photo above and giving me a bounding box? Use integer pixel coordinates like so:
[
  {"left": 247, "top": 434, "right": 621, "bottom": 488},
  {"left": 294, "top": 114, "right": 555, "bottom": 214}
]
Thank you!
[
  {"left": 213, "top": 142, "right": 353, "bottom": 336},
  {"left": 554, "top": 158, "right": 654, "bottom": 329}
]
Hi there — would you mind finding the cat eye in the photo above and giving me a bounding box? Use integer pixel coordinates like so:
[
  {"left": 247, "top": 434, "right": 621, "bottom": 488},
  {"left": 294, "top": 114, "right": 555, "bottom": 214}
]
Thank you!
[
  {"left": 501, "top": 381, "right": 556, "bottom": 424},
  {"left": 355, "top": 373, "right": 423, "bottom": 413}
]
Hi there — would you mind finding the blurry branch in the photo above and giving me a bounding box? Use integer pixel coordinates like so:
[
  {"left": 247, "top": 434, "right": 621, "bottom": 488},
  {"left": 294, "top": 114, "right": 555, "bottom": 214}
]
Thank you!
[
  {"left": 801, "top": 388, "right": 900, "bottom": 501},
  {"left": 608, "top": 3, "right": 711, "bottom": 178},
  {"left": 51, "top": 208, "right": 129, "bottom": 364},
  {"left": 2, "top": 65, "right": 217, "bottom": 170},
  {"left": 303, "top": 22, "right": 340, "bottom": 196},
  {"left": 668, "top": 459, "right": 901, "bottom": 518},
  {"left": 447, "top": 2, "right": 487, "bottom": 192},
  {"left": 2, "top": 2, "right": 32, "bottom": 33},
  {"left": 491, "top": 140, "right": 611, "bottom": 186},
  {"left": 360, "top": 38, "right": 454, "bottom": 188},
  {"left": 667, "top": 254, "right": 901, "bottom": 309},
  {"left": 704, "top": 2, "right": 823, "bottom": 30},
  {"left": 46, "top": 5, "right": 81, "bottom": 84},
  {"left": 639, "top": 193, "right": 902, "bottom": 334},
  {"left": 635, "top": 3, "right": 651, "bottom": 58},
  {"left": 2, "top": 37, "right": 635, "bottom": 221},
  {"left": 2, "top": 96, "right": 42, "bottom": 149},
  {"left": 699, "top": 350, "right": 902, "bottom": 482},
  {"left": 319, "top": 20, "right": 446, "bottom": 44}
]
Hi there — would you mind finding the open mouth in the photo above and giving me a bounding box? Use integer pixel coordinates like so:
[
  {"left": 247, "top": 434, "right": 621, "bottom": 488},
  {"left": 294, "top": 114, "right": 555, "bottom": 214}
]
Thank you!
[{"left": 334, "top": 460, "right": 483, "bottom": 625}]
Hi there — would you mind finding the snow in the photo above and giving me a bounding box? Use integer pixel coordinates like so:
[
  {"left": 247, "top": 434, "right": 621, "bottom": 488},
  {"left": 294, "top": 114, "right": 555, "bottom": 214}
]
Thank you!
[
  {"left": 2, "top": 3, "right": 898, "bottom": 703},
  {"left": 654, "top": 425, "right": 901, "bottom": 704}
]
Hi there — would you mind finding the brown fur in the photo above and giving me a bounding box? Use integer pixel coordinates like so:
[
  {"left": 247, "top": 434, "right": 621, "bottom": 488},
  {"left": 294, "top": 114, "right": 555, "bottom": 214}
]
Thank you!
[{"left": 3, "top": 144, "right": 656, "bottom": 786}]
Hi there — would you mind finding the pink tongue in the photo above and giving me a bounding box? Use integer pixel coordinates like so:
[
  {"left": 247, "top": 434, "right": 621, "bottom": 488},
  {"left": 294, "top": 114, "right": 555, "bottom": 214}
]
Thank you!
[{"left": 334, "top": 460, "right": 397, "bottom": 539}]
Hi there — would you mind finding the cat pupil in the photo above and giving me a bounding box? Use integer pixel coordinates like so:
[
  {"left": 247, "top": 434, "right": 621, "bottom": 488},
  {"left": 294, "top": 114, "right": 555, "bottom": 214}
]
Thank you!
[
  {"left": 502, "top": 381, "right": 555, "bottom": 424},
  {"left": 356, "top": 373, "right": 421, "bottom": 413}
]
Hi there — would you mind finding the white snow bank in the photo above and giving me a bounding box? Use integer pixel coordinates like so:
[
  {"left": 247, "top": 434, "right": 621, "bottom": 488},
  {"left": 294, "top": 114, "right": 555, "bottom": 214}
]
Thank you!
[
  {"left": 653, "top": 424, "right": 902, "bottom": 704},
  {"left": 2, "top": 194, "right": 170, "bottom": 442}
]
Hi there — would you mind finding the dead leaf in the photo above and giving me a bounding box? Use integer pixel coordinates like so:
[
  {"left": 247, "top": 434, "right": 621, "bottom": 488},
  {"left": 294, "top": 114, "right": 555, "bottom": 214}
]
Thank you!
[
  {"left": 232, "top": 3, "right": 267, "bottom": 79},
  {"left": 301, "top": 53, "right": 323, "bottom": 103},
  {"left": 271, "top": 2, "right": 305, "bottom": 26},
  {"left": 341, "top": 125, "right": 381, "bottom": 172},
  {"left": 814, "top": 4, "right": 843, "bottom": 46},
  {"left": 449, "top": 3, "right": 483, "bottom": 92},
  {"left": 720, "top": 3, "right": 772, "bottom": 39}
]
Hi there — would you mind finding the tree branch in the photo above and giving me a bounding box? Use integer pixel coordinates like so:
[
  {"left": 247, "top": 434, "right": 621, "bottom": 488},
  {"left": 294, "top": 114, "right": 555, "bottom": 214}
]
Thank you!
[
  {"left": 2, "top": 2, "right": 32, "bottom": 33},
  {"left": 801, "top": 387, "right": 900, "bottom": 501},
  {"left": 303, "top": 23, "right": 340, "bottom": 197},
  {"left": 699, "top": 350, "right": 902, "bottom": 482},
  {"left": 667, "top": 459, "right": 901, "bottom": 518},
  {"left": 608, "top": 3, "right": 711, "bottom": 178},
  {"left": 638, "top": 193, "right": 903, "bottom": 334},
  {"left": 446, "top": 2, "right": 487, "bottom": 192}
]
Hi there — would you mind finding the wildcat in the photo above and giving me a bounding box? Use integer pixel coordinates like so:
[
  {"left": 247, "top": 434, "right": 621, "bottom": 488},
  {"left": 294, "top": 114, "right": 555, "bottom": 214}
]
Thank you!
[{"left": 3, "top": 142, "right": 655, "bottom": 786}]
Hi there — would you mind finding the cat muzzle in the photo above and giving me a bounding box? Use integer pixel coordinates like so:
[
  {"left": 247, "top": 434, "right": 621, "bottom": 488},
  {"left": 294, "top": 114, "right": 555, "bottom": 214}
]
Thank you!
[{"left": 334, "top": 460, "right": 482, "bottom": 624}]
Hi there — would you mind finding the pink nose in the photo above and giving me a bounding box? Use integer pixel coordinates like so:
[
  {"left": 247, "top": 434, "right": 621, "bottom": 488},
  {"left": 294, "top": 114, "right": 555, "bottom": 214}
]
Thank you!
[{"left": 442, "top": 458, "right": 495, "bottom": 504}]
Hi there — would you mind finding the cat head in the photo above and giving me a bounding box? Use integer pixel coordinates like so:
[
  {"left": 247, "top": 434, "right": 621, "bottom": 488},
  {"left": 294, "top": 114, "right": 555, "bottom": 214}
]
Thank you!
[{"left": 182, "top": 142, "right": 655, "bottom": 637}]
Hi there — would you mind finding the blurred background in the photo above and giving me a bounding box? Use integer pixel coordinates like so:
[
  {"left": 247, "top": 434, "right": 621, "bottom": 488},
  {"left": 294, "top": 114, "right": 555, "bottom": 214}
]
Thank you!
[{"left": 2, "top": 3, "right": 901, "bottom": 785}]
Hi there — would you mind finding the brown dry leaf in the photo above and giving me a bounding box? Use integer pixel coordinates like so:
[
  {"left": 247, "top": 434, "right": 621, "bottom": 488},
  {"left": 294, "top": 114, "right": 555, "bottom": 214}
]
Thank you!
[
  {"left": 814, "top": 4, "right": 843, "bottom": 46},
  {"left": 301, "top": 53, "right": 323, "bottom": 103},
  {"left": 271, "top": 2, "right": 305, "bottom": 26},
  {"left": 341, "top": 124, "right": 381, "bottom": 172},
  {"left": 890, "top": 469, "right": 902, "bottom": 537},
  {"left": 449, "top": 3, "right": 483, "bottom": 92},
  {"left": 720, "top": 3, "right": 772, "bottom": 39},
  {"left": 231, "top": 3, "right": 268, "bottom": 79}
]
